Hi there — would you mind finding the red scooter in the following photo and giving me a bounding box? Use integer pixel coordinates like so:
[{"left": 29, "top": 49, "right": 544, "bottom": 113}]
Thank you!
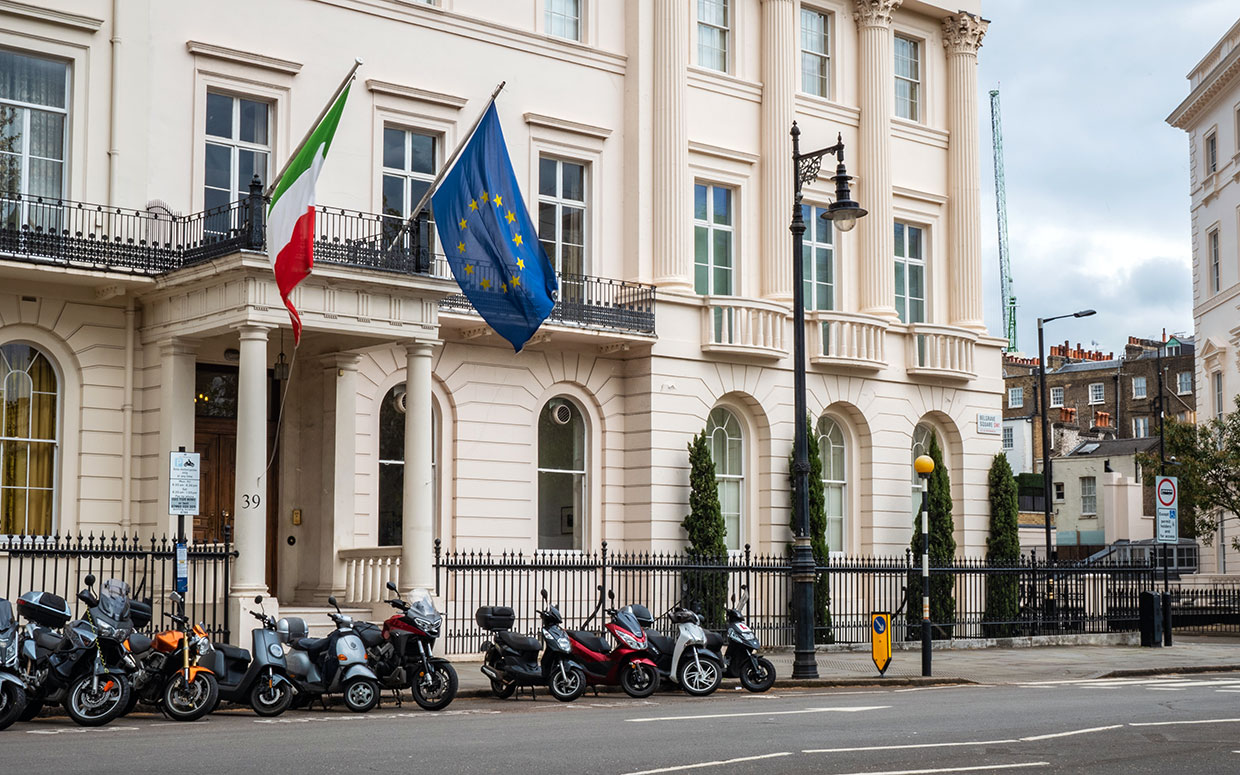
[{"left": 564, "top": 587, "right": 659, "bottom": 698}]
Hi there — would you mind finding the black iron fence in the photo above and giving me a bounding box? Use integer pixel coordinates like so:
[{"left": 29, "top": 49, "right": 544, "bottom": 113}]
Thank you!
[
  {"left": 1165, "top": 581, "right": 1240, "bottom": 635},
  {"left": 0, "top": 533, "right": 237, "bottom": 641},
  {"left": 432, "top": 541, "right": 1161, "bottom": 655}
]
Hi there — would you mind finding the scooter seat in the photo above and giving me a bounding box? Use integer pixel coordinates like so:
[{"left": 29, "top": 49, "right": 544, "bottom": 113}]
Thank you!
[
  {"left": 647, "top": 631, "right": 675, "bottom": 655},
  {"left": 296, "top": 636, "right": 330, "bottom": 658},
  {"left": 704, "top": 630, "right": 725, "bottom": 651},
  {"left": 217, "top": 643, "right": 250, "bottom": 663},
  {"left": 569, "top": 630, "right": 611, "bottom": 655},
  {"left": 497, "top": 630, "right": 541, "bottom": 653},
  {"left": 128, "top": 632, "right": 153, "bottom": 654}
]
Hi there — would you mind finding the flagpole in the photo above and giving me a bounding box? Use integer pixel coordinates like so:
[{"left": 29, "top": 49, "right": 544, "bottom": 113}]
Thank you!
[
  {"left": 264, "top": 57, "right": 364, "bottom": 198},
  {"left": 388, "top": 80, "right": 507, "bottom": 245}
]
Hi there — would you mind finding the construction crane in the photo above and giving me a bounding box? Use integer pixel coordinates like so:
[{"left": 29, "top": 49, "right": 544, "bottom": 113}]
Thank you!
[{"left": 989, "top": 88, "right": 1017, "bottom": 352}]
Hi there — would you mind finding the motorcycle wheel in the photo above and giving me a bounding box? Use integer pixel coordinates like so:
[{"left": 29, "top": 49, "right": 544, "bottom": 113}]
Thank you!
[
  {"left": 249, "top": 679, "right": 294, "bottom": 717},
  {"left": 162, "top": 671, "right": 219, "bottom": 722},
  {"left": 410, "top": 661, "right": 457, "bottom": 711},
  {"left": 620, "top": 661, "right": 658, "bottom": 699},
  {"left": 547, "top": 664, "right": 588, "bottom": 703},
  {"left": 64, "top": 673, "right": 130, "bottom": 727},
  {"left": 343, "top": 677, "right": 379, "bottom": 713},
  {"left": 490, "top": 678, "right": 516, "bottom": 699},
  {"left": 739, "top": 656, "right": 776, "bottom": 693},
  {"left": 17, "top": 692, "right": 43, "bottom": 722},
  {"left": 677, "top": 654, "right": 722, "bottom": 697},
  {"left": 119, "top": 686, "right": 140, "bottom": 717},
  {"left": 0, "top": 681, "right": 27, "bottom": 731}
]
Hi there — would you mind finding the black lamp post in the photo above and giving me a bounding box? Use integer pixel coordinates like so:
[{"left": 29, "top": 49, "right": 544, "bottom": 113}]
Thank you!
[
  {"left": 1036, "top": 308, "right": 1096, "bottom": 564},
  {"left": 914, "top": 454, "right": 935, "bottom": 676},
  {"left": 789, "top": 123, "right": 867, "bottom": 679}
]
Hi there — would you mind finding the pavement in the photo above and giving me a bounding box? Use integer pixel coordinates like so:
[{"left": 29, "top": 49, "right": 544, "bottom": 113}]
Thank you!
[{"left": 450, "top": 634, "right": 1240, "bottom": 695}]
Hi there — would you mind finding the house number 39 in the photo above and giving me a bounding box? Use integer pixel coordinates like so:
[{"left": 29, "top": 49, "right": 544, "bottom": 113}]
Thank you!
[{"left": 242, "top": 493, "right": 261, "bottom": 508}]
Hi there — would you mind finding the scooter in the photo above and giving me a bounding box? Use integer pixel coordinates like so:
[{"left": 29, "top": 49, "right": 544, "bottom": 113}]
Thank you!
[
  {"left": 478, "top": 589, "right": 588, "bottom": 702},
  {"left": 638, "top": 603, "right": 723, "bottom": 697},
  {"left": 278, "top": 595, "right": 381, "bottom": 712},
  {"left": 17, "top": 576, "right": 136, "bottom": 726},
  {"left": 356, "top": 583, "right": 457, "bottom": 711},
  {"left": 200, "top": 595, "right": 294, "bottom": 716},
  {"left": 710, "top": 585, "right": 775, "bottom": 692},
  {"left": 125, "top": 591, "right": 218, "bottom": 721},
  {"left": 0, "top": 597, "right": 26, "bottom": 730},
  {"left": 564, "top": 587, "right": 659, "bottom": 699}
]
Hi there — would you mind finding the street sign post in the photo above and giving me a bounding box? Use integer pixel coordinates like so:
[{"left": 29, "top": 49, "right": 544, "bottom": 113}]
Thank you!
[
  {"left": 871, "top": 612, "right": 892, "bottom": 675},
  {"left": 169, "top": 449, "right": 201, "bottom": 595},
  {"left": 1155, "top": 476, "right": 1178, "bottom": 545}
]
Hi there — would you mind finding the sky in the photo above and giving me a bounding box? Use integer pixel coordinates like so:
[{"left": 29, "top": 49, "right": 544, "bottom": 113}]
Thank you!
[{"left": 975, "top": 0, "right": 1237, "bottom": 358}]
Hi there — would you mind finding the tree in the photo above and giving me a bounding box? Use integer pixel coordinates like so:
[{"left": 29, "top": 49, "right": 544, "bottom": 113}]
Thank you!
[
  {"left": 787, "top": 416, "right": 833, "bottom": 644},
  {"left": 907, "top": 433, "right": 956, "bottom": 638},
  {"left": 682, "top": 429, "right": 728, "bottom": 625},
  {"left": 984, "top": 453, "right": 1020, "bottom": 638},
  {"left": 1137, "top": 397, "right": 1240, "bottom": 550}
]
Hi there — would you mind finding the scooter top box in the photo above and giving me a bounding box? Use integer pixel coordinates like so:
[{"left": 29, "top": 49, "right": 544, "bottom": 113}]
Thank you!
[
  {"left": 475, "top": 606, "right": 516, "bottom": 631},
  {"left": 17, "top": 590, "right": 72, "bottom": 628}
]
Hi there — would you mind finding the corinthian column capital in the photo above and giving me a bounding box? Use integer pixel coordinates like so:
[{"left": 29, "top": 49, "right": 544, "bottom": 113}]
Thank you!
[
  {"left": 942, "top": 12, "right": 988, "bottom": 56},
  {"left": 852, "top": 0, "right": 902, "bottom": 29}
]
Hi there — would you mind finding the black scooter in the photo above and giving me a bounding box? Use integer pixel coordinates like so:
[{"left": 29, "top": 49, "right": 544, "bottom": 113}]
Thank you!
[
  {"left": 708, "top": 585, "right": 775, "bottom": 692},
  {"left": 478, "top": 590, "right": 588, "bottom": 702},
  {"left": 201, "top": 595, "right": 294, "bottom": 716},
  {"left": 0, "top": 597, "right": 26, "bottom": 730}
]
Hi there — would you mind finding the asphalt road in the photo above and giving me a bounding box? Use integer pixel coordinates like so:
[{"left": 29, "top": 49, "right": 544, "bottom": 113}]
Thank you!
[{"left": 6, "top": 674, "right": 1240, "bottom": 774}]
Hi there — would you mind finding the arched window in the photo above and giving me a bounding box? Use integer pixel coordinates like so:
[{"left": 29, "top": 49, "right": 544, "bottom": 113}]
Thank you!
[
  {"left": 377, "top": 384, "right": 439, "bottom": 546},
  {"left": 707, "top": 407, "right": 743, "bottom": 551},
  {"left": 538, "top": 398, "right": 586, "bottom": 550},
  {"left": 1, "top": 343, "right": 58, "bottom": 536},
  {"left": 817, "top": 415, "right": 845, "bottom": 555},
  {"left": 911, "top": 422, "right": 934, "bottom": 520}
]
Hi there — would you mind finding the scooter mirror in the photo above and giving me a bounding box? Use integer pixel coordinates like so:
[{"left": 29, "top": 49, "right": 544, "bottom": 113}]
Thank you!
[
  {"left": 386, "top": 581, "right": 398, "bottom": 592},
  {"left": 328, "top": 595, "right": 339, "bottom": 610},
  {"left": 84, "top": 574, "right": 96, "bottom": 587},
  {"left": 254, "top": 595, "right": 263, "bottom": 604},
  {"left": 540, "top": 589, "right": 548, "bottom": 601},
  {"left": 170, "top": 591, "right": 183, "bottom": 604},
  {"left": 607, "top": 589, "right": 615, "bottom": 602}
]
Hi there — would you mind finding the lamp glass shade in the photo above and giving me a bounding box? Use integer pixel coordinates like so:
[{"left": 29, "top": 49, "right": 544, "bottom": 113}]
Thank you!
[{"left": 914, "top": 454, "right": 935, "bottom": 475}]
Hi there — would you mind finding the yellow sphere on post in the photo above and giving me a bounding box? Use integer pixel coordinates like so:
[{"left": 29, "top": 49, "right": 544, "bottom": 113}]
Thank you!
[{"left": 914, "top": 454, "right": 935, "bottom": 476}]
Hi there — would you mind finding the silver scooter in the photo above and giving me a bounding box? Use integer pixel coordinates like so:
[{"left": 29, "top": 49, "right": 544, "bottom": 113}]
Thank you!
[
  {"left": 638, "top": 603, "right": 723, "bottom": 697},
  {"left": 277, "top": 596, "right": 380, "bottom": 712}
]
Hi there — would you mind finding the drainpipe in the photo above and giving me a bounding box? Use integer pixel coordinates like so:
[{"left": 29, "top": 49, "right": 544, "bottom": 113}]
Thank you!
[
  {"left": 121, "top": 298, "right": 135, "bottom": 533},
  {"left": 107, "top": 0, "right": 121, "bottom": 204}
]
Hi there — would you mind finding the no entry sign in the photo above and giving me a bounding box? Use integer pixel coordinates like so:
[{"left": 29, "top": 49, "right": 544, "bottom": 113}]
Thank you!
[{"left": 1155, "top": 476, "right": 1178, "bottom": 544}]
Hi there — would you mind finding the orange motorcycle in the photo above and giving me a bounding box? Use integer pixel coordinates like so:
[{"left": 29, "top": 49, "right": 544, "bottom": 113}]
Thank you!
[{"left": 124, "top": 592, "right": 218, "bottom": 721}]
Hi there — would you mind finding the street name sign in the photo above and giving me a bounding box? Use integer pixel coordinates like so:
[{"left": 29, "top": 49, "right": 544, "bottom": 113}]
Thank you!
[
  {"left": 977, "top": 412, "right": 1002, "bottom": 435},
  {"left": 169, "top": 451, "right": 201, "bottom": 516},
  {"left": 1155, "top": 475, "right": 1178, "bottom": 545}
]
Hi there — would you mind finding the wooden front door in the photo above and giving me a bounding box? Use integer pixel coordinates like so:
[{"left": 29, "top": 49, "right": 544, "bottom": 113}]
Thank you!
[{"left": 194, "top": 419, "right": 236, "bottom": 543}]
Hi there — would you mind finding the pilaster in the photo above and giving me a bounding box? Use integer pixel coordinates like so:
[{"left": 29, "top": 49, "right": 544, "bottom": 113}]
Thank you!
[
  {"left": 400, "top": 341, "right": 435, "bottom": 592},
  {"left": 653, "top": 0, "right": 692, "bottom": 290},
  {"left": 760, "top": 0, "right": 797, "bottom": 300}
]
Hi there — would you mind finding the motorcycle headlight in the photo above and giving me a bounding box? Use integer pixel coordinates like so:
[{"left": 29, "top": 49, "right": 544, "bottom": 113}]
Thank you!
[
  {"left": 195, "top": 637, "right": 211, "bottom": 656},
  {"left": 0, "top": 637, "right": 16, "bottom": 667},
  {"left": 268, "top": 643, "right": 285, "bottom": 659},
  {"left": 415, "top": 618, "right": 439, "bottom": 636},
  {"left": 557, "top": 636, "right": 571, "bottom": 652},
  {"left": 614, "top": 629, "right": 641, "bottom": 649}
]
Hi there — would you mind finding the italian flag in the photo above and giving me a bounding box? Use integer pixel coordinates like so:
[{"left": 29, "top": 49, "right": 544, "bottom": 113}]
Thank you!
[{"left": 266, "top": 83, "right": 351, "bottom": 344}]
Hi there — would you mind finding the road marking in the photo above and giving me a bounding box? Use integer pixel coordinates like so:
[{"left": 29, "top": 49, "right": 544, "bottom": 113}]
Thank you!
[
  {"left": 26, "top": 726, "right": 140, "bottom": 735},
  {"left": 1019, "top": 725, "right": 1122, "bottom": 741},
  {"left": 627, "top": 705, "right": 889, "bottom": 723},
  {"left": 621, "top": 752, "right": 792, "bottom": 775},
  {"left": 254, "top": 709, "right": 502, "bottom": 724},
  {"left": 1129, "top": 718, "right": 1240, "bottom": 727},
  {"left": 827, "top": 762, "right": 1048, "bottom": 775},
  {"left": 1146, "top": 687, "right": 1185, "bottom": 691},
  {"left": 805, "top": 739, "right": 1019, "bottom": 754}
]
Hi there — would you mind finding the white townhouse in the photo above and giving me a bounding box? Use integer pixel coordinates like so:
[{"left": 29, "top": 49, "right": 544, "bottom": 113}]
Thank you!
[
  {"left": 1168, "top": 17, "right": 1240, "bottom": 576},
  {"left": 0, "top": 0, "right": 1001, "bottom": 620}
]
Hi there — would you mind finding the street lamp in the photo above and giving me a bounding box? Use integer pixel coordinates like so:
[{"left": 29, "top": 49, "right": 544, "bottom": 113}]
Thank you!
[
  {"left": 789, "top": 123, "right": 867, "bottom": 679},
  {"left": 914, "top": 454, "right": 935, "bottom": 676},
  {"left": 1036, "top": 308, "right": 1096, "bottom": 564}
]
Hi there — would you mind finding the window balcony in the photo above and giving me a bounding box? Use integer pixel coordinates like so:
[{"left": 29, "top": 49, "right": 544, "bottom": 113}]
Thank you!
[
  {"left": 905, "top": 323, "right": 978, "bottom": 380},
  {"left": 700, "top": 296, "right": 789, "bottom": 360},
  {"left": 807, "top": 311, "right": 888, "bottom": 371}
]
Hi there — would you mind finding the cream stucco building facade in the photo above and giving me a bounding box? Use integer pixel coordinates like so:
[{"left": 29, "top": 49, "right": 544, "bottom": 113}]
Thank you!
[
  {"left": 0, "top": 0, "right": 1001, "bottom": 614},
  {"left": 1168, "top": 17, "right": 1240, "bottom": 575}
]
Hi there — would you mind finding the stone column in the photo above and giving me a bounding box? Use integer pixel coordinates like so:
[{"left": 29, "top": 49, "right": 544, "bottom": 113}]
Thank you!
[
  {"left": 157, "top": 338, "right": 197, "bottom": 537},
  {"left": 231, "top": 324, "right": 272, "bottom": 598},
  {"left": 853, "top": 0, "right": 901, "bottom": 319},
  {"left": 653, "top": 0, "right": 691, "bottom": 290},
  {"left": 322, "top": 354, "right": 361, "bottom": 599},
  {"left": 943, "top": 12, "right": 988, "bottom": 331},
  {"left": 760, "top": 0, "right": 796, "bottom": 301},
  {"left": 400, "top": 342, "right": 435, "bottom": 593}
]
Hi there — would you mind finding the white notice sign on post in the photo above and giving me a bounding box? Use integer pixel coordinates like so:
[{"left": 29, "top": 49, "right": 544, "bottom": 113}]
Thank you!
[
  {"left": 977, "top": 412, "right": 1002, "bottom": 435},
  {"left": 169, "top": 451, "right": 201, "bottom": 516},
  {"left": 1155, "top": 475, "right": 1178, "bottom": 545}
]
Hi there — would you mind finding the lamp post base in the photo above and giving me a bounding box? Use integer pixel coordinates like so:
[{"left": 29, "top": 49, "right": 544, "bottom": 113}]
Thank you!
[{"left": 791, "top": 536, "right": 819, "bottom": 679}]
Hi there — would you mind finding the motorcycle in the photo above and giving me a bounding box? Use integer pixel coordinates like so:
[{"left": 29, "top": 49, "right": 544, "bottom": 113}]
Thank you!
[
  {"left": 200, "top": 595, "right": 294, "bottom": 716},
  {"left": 478, "top": 589, "right": 588, "bottom": 702},
  {"left": 278, "top": 595, "right": 381, "bottom": 712},
  {"left": 0, "top": 597, "right": 26, "bottom": 730},
  {"left": 564, "top": 587, "right": 659, "bottom": 699},
  {"left": 637, "top": 603, "right": 723, "bottom": 697},
  {"left": 356, "top": 582, "right": 457, "bottom": 711},
  {"left": 709, "top": 585, "right": 775, "bottom": 692},
  {"left": 125, "top": 591, "right": 218, "bottom": 721},
  {"left": 17, "top": 576, "right": 136, "bottom": 726}
]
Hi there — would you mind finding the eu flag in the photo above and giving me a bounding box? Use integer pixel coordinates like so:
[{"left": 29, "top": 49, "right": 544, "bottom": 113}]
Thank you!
[{"left": 432, "top": 104, "right": 558, "bottom": 352}]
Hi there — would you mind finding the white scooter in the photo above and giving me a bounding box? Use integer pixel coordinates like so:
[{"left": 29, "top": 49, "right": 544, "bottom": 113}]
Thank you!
[{"left": 636, "top": 603, "right": 723, "bottom": 697}]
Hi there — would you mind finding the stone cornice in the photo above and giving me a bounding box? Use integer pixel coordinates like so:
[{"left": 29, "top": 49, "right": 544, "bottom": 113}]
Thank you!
[
  {"left": 523, "top": 113, "right": 612, "bottom": 141},
  {"left": 852, "top": 0, "right": 902, "bottom": 29},
  {"left": 942, "top": 12, "right": 988, "bottom": 55},
  {"left": 185, "top": 41, "right": 302, "bottom": 75},
  {"left": 1167, "top": 41, "right": 1240, "bottom": 129},
  {"left": 366, "top": 79, "right": 466, "bottom": 110},
  {"left": 0, "top": 0, "right": 102, "bottom": 31}
]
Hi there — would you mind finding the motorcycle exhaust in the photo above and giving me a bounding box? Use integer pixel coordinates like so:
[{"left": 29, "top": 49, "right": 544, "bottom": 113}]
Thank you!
[{"left": 480, "top": 665, "right": 500, "bottom": 680}]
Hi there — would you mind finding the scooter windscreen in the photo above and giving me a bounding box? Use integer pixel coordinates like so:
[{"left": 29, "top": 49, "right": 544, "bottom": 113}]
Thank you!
[
  {"left": 407, "top": 588, "right": 442, "bottom": 636},
  {"left": 0, "top": 599, "right": 13, "bottom": 630},
  {"left": 93, "top": 579, "right": 134, "bottom": 636}
]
